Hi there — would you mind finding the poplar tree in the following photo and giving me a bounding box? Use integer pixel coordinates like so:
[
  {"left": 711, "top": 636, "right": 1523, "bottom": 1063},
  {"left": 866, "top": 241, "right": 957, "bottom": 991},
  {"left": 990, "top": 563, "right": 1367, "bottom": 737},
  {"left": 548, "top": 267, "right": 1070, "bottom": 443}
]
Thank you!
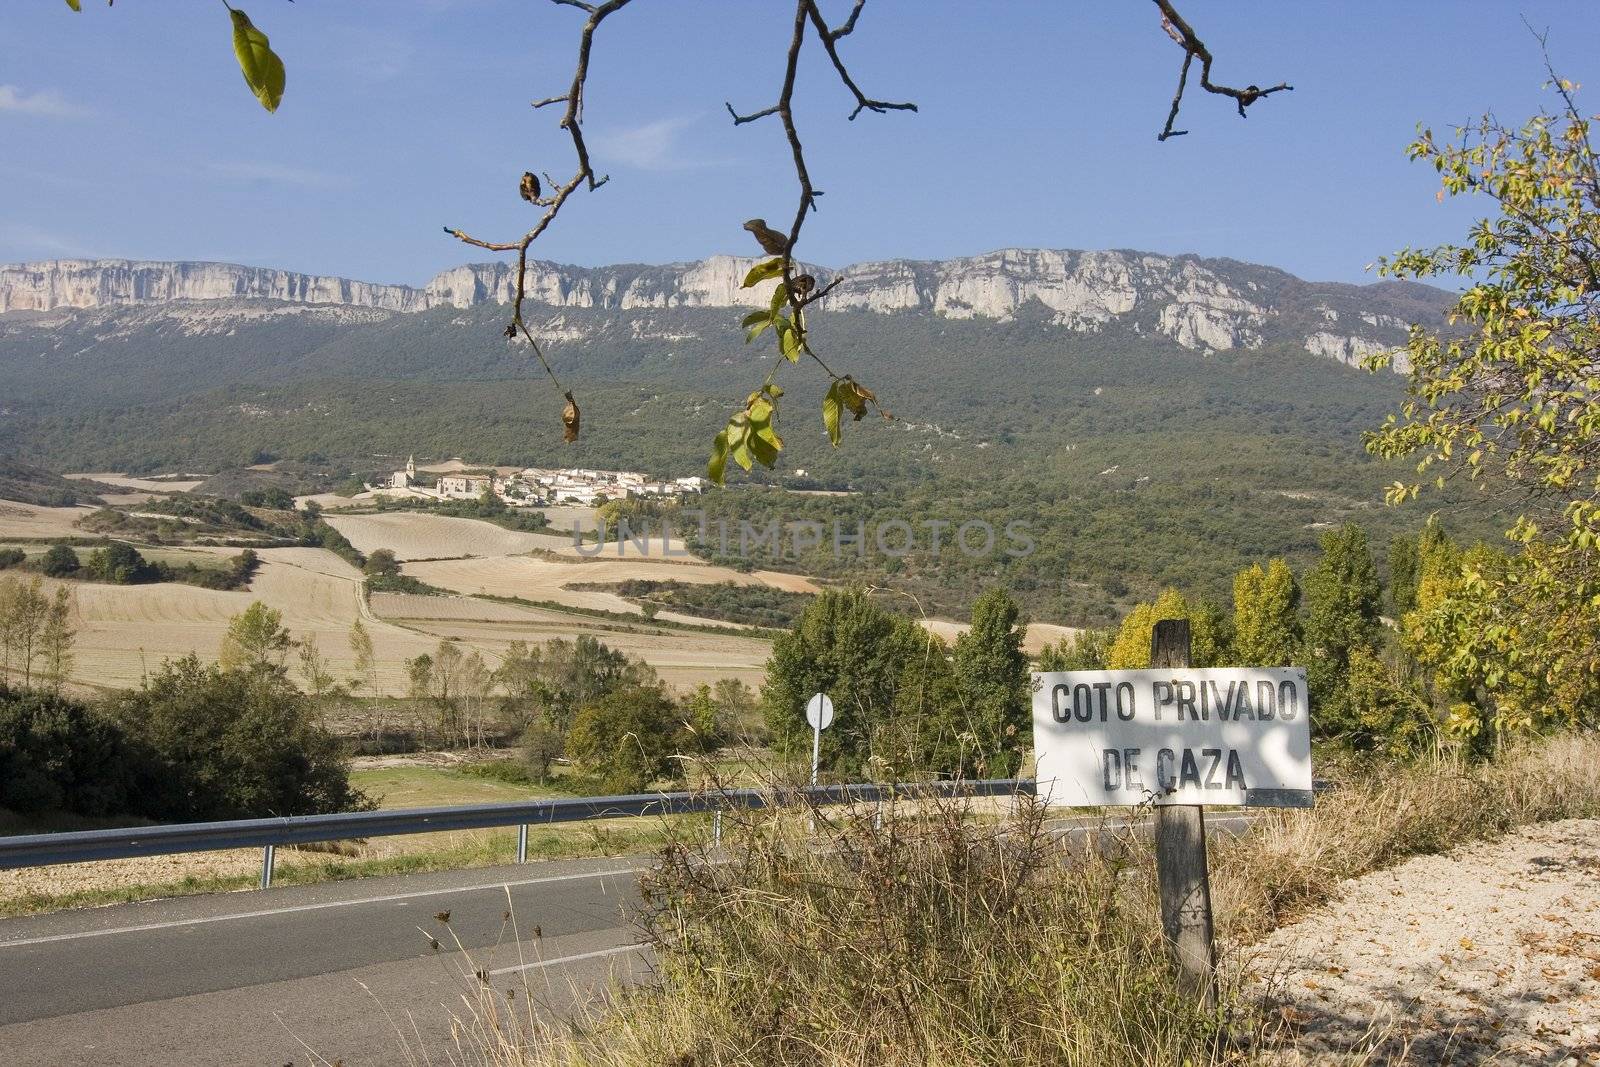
[
  {"left": 1231, "top": 559, "right": 1301, "bottom": 667},
  {"left": 38, "top": 587, "right": 77, "bottom": 695},
  {"left": 949, "top": 588, "right": 1030, "bottom": 777},
  {"left": 219, "top": 602, "right": 292, "bottom": 674},
  {"left": 348, "top": 617, "right": 376, "bottom": 692},
  {"left": 1106, "top": 588, "right": 1226, "bottom": 670},
  {"left": 1302, "top": 523, "right": 1382, "bottom": 733}
]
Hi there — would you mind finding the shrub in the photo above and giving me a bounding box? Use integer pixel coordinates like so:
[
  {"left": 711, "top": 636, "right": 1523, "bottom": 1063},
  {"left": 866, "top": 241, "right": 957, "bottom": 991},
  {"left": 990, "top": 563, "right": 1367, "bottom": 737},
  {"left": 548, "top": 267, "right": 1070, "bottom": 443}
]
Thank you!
[
  {"left": 363, "top": 548, "right": 400, "bottom": 578},
  {"left": 86, "top": 541, "right": 158, "bottom": 584},
  {"left": 0, "top": 548, "right": 25, "bottom": 570},
  {"left": 39, "top": 545, "right": 80, "bottom": 578},
  {"left": 566, "top": 685, "right": 684, "bottom": 793},
  {"left": 106, "top": 655, "right": 368, "bottom": 820},
  {"left": 0, "top": 686, "right": 139, "bottom": 816}
]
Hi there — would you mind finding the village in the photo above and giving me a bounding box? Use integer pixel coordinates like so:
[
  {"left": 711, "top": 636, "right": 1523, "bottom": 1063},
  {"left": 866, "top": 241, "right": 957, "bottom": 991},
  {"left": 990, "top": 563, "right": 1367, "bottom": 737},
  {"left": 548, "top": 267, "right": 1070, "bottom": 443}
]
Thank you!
[{"left": 373, "top": 456, "right": 709, "bottom": 507}]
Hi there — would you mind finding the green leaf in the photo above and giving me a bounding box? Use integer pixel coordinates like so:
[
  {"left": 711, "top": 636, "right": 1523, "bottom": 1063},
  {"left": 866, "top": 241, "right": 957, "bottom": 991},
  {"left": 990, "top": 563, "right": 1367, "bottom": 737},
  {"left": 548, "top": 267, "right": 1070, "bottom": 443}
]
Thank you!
[
  {"left": 741, "top": 258, "right": 784, "bottom": 288},
  {"left": 740, "top": 309, "right": 771, "bottom": 328},
  {"left": 822, "top": 383, "right": 843, "bottom": 446},
  {"left": 65, "top": 0, "right": 82, "bottom": 10},
  {"left": 707, "top": 428, "right": 731, "bottom": 485},
  {"left": 749, "top": 429, "right": 779, "bottom": 468},
  {"left": 229, "top": 8, "right": 286, "bottom": 113},
  {"left": 770, "top": 282, "right": 789, "bottom": 314},
  {"left": 778, "top": 320, "right": 802, "bottom": 362},
  {"left": 731, "top": 432, "right": 753, "bottom": 472}
]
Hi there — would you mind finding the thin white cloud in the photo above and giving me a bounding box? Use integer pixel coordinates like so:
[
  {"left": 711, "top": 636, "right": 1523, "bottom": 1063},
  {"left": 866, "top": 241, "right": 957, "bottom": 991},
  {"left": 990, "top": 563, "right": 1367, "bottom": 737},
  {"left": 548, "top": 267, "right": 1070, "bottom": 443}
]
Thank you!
[
  {"left": 590, "top": 116, "right": 708, "bottom": 171},
  {"left": 0, "top": 85, "right": 90, "bottom": 120},
  {"left": 204, "top": 161, "right": 352, "bottom": 188},
  {"left": 0, "top": 223, "right": 104, "bottom": 260}
]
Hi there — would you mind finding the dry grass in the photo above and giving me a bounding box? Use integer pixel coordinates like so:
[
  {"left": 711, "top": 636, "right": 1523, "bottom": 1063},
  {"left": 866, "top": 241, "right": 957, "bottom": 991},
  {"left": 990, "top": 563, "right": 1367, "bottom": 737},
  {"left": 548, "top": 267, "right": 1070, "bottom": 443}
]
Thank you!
[
  {"left": 0, "top": 499, "right": 97, "bottom": 538},
  {"left": 42, "top": 546, "right": 438, "bottom": 695},
  {"left": 324, "top": 511, "right": 571, "bottom": 560},
  {"left": 431, "top": 732, "right": 1600, "bottom": 1066}
]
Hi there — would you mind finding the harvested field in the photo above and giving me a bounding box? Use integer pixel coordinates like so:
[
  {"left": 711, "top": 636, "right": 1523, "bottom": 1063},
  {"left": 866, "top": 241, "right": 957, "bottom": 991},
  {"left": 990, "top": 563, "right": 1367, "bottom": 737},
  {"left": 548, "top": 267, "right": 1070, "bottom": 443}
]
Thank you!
[
  {"left": 369, "top": 590, "right": 769, "bottom": 690},
  {"left": 0, "top": 500, "right": 96, "bottom": 539},
  {"left": 920, "top": 618, "right": 1081, "bottom": 655},
  {"left": 63, "top": 473, "right": 206, "bottom": 493},
  {"left": 403, "top": 553, "right": 815, "bottom": 614},
  {"left": 41, "top": 547, "right": 436, "bottom": 695},
  {"left": 324, "top": 511, "right": 569, "bottom": 559}
]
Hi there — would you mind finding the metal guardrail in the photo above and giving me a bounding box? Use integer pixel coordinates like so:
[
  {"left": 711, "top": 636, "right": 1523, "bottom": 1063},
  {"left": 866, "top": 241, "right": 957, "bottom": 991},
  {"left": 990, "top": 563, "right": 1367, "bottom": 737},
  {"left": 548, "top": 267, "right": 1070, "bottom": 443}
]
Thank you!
[{"left": 0, "top": 779, "right": 1036, "bottom": 889}]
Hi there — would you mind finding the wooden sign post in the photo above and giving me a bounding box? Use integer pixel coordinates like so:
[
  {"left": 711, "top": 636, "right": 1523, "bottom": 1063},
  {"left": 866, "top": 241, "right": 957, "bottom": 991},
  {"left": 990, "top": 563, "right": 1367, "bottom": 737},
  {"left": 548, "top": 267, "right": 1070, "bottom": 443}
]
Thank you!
[
  {"left": 1030, "top": 619, "right": 1314, "bottom": 1014},
  {"left": 1150, "top": 618, "right": 1216, "bottom": 1011}
]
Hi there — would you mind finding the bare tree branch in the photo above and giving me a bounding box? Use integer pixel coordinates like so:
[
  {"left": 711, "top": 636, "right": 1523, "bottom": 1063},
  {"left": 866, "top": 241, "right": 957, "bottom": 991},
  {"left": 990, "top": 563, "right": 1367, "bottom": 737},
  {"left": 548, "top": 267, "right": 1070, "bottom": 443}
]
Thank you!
[
  {"left": 443, "top": 0, "right": 634, "bottom": 437},
  {"left": 1153, "top": 0, "right": 1292, "bottom": 141},
  {"left": 724, "top": 0, "right": 910, "bottom": 407}
]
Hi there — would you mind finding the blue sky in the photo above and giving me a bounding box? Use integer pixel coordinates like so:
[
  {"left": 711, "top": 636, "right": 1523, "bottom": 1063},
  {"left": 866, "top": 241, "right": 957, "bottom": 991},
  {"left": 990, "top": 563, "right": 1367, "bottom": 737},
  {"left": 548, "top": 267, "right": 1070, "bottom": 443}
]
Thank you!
[{"left": 2, "top": 1, "right": 1597, "bottom": 285}]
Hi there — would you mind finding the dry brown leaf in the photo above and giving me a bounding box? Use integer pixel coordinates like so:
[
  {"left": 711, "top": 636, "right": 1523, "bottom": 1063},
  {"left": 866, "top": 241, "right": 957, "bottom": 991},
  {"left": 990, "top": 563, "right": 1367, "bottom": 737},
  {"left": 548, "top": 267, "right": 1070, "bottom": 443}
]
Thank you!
[{"left": 562, "top": 391, "right": 580, "bottom": 442}]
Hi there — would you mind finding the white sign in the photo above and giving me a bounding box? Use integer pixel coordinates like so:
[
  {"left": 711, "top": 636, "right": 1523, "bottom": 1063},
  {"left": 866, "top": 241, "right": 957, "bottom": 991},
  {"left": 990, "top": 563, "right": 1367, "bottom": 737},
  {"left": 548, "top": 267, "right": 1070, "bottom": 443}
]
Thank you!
[
  {"left": 805, "top": 693, "right": 835, "bottom": 731},
  {"left": 1031, "top": 668, "right": 1312, "bottom": 808}
]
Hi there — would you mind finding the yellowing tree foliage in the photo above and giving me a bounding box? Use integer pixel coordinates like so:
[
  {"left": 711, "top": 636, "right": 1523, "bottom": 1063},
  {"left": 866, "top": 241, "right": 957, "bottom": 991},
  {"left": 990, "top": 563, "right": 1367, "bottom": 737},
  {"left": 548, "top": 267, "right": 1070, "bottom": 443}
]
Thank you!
[
  {"left": 1369, "top": 82, "right": 1600, "bottom": 735},
  {"left": 1106, "top": 588, "right": 1225, "bottom": 669}
]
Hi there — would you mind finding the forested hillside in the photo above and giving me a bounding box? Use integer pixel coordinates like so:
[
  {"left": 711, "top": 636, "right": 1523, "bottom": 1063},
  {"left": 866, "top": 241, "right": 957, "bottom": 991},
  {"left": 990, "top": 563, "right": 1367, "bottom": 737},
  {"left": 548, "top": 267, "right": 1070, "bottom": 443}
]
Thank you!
[{"left": 0, "top": 252, "right": 1494, "bottom": 621}]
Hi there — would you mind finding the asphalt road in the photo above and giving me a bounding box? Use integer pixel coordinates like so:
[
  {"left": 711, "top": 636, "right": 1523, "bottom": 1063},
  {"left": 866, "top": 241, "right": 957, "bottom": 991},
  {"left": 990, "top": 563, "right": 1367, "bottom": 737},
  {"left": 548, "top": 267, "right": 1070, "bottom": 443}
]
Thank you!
[
  {"left": 0, "top": 811, "right": 1259, "bottom": 1065},
  {"left": 0, "top": 855, "right": 652, "bottom": 1066}
]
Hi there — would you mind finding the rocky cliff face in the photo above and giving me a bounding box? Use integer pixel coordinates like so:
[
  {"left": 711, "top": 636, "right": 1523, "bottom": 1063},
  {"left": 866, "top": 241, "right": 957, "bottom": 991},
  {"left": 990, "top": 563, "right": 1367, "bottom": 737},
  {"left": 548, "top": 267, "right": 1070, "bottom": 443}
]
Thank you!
[{"left": 0, "top": 249, "right": 1449, "bottom": 362}]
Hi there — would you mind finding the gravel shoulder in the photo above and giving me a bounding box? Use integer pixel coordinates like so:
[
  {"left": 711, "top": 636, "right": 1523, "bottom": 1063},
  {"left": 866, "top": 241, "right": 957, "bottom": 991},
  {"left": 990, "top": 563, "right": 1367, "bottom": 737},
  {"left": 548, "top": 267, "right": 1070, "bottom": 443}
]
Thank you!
[{"left": 1251, "top": 818, "right": 1600, "bottom": 1065}]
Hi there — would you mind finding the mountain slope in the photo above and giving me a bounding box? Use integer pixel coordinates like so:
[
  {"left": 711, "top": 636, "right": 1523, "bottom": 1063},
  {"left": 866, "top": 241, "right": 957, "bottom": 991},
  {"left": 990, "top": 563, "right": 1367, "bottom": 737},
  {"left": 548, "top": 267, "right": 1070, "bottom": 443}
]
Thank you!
[
  {"left": 0, "top": 248, "right": 1482, "bottom": 622},
  {"left": 0, "top": 249, "right": 1450, "bottom": 365}
]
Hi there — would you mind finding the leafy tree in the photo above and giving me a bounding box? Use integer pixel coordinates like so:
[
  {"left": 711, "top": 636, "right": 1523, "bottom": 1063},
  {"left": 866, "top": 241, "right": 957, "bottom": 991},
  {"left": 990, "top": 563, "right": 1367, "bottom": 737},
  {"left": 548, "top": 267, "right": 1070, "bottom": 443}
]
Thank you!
[
  {"left": 40, "top": 544, "right": 80, "bottom": 578},
  {"left": 522, "top": 718, "right": 564, "bottom": 783},
  {"left": 1302, "top": 523, "right": 1382, "bottom": 734},
  {"left": 457, "top": 649, "right": 494, "bottom": 747},
  {"left": 712, "top": 677, "right": 759, "bottom": 739},
  {"left": 348, "top": 617, "right": 376, "bottom": 692},
  {"left": 0, "top": 685, "right": 137, "bottom": 816},
  {"left": 1340, "top": 648, "right": 1437, "bottom": 758},
  {"left": 406, "top": 652, "right": 434, "bottom": 702},
  {"left": 363, "top": 548, "right": 401, "bottom": 579},
  {"left": 37, "top": 587, "right": 76, "bottom": 694},
  {"left": 1106, "top": 588, "right": 1226, "bottom": 670},
  {"left": 108, "top": 655, "right": 367, "bottom": 820},
  {"left": 296, "top": 636, "right": 341, "bottom": 704},
  {"left": 761, "top": 588, "right": 929, "bottom": 776},
  {"left": 0, "top": 576, "right": 52, "bottom": 689},
  {"left": 680, "top": 684, "right": 725, "bottom": 755},
  {"left": 566, "top": 685, "right": 684, "bottom": 794},
  {"left": 87, "top": 541, "right": 158, "bottom": 584},
  {"left": 1388, "top": 535, "right": 1421, "bottom": 619},
  {"left": 1230, "top": 558, "right": 1301, "bottom": 667},
  {"left": 218, "top": 601, "right": 292, "bottom": 673},
  {"left": 1367, "top": 85, "right": 1600, "bottom": 735},
  {"left": 1035, "top": 628, "right": 1113, "bottom": 672},
  {"left": 946, "top": 588, "right": 1030, "bottom": 777}
]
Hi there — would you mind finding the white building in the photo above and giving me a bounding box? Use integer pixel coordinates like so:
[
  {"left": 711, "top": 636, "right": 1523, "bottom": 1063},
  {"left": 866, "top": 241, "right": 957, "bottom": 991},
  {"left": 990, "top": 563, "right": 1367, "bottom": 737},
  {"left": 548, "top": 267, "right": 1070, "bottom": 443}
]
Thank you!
[
  {"left": 390, "top": 455, "right": 416, "bottom": 489},
  {"left": 438, "top": 474, "right": 496, "bottom": 500}
]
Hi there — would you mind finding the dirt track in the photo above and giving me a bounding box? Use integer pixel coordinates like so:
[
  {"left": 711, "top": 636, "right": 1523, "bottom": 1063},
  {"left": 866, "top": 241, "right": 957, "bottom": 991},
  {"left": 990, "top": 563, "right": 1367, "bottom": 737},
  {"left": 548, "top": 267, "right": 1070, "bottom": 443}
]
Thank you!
[{"left": 1253, "top": 819, "right": 1600, "bottom": 1065}]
